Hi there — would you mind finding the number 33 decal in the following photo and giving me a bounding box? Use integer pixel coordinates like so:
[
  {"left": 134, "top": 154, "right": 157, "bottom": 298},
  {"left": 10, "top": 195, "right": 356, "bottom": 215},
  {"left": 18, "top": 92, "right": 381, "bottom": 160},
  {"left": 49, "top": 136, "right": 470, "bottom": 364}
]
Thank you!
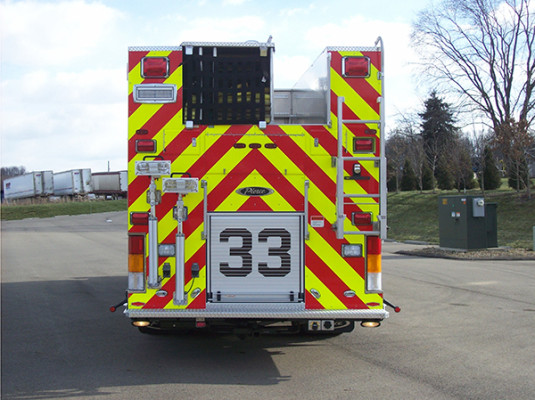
[{"left": 219, "top": 228, "right": 291, "bottom": 277}]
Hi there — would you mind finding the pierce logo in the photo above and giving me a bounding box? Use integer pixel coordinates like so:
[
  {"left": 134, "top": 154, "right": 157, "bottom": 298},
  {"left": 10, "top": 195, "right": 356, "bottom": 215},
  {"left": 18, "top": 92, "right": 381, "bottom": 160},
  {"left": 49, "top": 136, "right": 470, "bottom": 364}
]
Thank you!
[{"left": 236, "top": 186, "right": 274, "bottom": 196}]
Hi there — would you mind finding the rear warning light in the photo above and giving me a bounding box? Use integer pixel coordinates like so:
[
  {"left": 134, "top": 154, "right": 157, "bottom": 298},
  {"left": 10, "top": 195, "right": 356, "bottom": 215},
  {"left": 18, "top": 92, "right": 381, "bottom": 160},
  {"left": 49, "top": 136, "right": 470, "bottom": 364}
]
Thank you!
[
  {"left": 130, "top": 212, "right": 149, "bottom": 226},
  {"left": 366, "top": 236, "right": 382, "bottom": 293},
  {"left": 354, "top": 137, "right": 375, "bottom": 153},
  {"left": 342, "top": 56, "right": 370, "bottom": 78},
  {"left": 128, "top": 235, "right": 145, "bottom": 291},
  {"left": 141, "top": 57, "right": 170, "bottom": 78},
  {"left": 136, "top": 139, "right": 156, "bottom": 153},
  {"left": 352, "top": 212, "right": 372, "bottom": 226}
]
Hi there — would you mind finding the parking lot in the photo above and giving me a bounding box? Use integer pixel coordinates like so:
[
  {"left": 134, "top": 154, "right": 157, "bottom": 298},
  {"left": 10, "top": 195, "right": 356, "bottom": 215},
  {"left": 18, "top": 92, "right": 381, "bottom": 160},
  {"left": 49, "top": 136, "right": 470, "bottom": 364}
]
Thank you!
[{"left": 2, "top": 212, "right": 535, "bottom": 399}]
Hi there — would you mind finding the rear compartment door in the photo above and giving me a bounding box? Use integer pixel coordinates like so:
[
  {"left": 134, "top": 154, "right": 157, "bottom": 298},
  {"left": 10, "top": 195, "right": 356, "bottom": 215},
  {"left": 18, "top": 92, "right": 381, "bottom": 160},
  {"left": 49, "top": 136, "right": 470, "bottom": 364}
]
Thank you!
[{"left": 208, "top": 213, "right": 304, "bottom": 303}]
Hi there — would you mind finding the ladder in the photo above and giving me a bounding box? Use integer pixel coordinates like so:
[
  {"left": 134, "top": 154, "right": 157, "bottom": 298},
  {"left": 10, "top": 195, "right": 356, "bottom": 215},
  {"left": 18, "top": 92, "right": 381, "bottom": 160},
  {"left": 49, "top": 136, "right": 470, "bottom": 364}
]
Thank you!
[
  {"left": 335, "top": 95, "right": 386, "bottom": 240},
  {"left": 335, "top": 39, "right": 386, "bottom": 240}
]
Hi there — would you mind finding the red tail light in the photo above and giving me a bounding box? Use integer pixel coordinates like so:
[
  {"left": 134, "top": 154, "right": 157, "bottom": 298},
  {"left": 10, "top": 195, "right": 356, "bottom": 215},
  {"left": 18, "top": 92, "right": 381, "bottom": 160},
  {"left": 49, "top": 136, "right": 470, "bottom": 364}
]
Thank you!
[
  {"left": 367, "top": 236, "right": 381, "bottom": 254},
  {"left": 129, "top": 235, "right": 144, "bottom": 255}
]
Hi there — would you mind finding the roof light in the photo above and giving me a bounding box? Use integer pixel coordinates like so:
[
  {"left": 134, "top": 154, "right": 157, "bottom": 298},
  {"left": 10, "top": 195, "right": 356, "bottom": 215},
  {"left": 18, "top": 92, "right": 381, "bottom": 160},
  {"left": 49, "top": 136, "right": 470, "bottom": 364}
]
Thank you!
[
  {"left": 343, "top": 56, "right": 370, "bottom": 78},
  {"left": 135, "top": 160, "right": 171, "bottom": 176},
  {"left": 141, "top": 57, "right": 170, "bottom": 78},
  {"left": 354, "top": 137, "right": 375, "bottom": 153},
  {"left": 136, "top": 139, "right": 156, "bottom": 153},
  {"left": 162, "top": 177, "right": 199, "bottom": 194}
]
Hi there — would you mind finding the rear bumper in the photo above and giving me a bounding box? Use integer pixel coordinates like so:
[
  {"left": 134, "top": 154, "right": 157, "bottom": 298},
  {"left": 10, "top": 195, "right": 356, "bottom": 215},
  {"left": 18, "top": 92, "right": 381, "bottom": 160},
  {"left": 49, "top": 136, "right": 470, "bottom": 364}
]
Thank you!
[{"left": 126, "top": 303, "right": 389, "bottom": 320}]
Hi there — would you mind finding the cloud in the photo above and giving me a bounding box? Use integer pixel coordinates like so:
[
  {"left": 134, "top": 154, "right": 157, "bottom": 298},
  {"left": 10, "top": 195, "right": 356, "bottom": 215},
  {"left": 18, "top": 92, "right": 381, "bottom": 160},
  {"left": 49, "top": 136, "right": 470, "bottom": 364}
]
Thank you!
[
  {"left": 0, "top": 0, "right": 124, "bottom": 67},
  {"left": 0, "top": 0, "right": 126, "bottom": 172}
]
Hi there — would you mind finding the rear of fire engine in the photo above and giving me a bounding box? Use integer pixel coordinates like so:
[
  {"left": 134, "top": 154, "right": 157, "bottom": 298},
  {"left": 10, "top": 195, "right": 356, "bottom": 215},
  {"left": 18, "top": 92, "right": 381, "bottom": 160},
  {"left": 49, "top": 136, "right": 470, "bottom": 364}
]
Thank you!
[{"left": 123, "top": 38, "right": 394, "bottom": 334}]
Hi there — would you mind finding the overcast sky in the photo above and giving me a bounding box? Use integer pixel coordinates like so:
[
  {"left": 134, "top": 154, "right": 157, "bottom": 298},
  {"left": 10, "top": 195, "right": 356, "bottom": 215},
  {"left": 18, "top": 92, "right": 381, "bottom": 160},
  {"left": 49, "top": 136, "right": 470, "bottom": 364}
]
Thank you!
[{"left": 0, "top": 0, "right": 431, "bottom": 173}]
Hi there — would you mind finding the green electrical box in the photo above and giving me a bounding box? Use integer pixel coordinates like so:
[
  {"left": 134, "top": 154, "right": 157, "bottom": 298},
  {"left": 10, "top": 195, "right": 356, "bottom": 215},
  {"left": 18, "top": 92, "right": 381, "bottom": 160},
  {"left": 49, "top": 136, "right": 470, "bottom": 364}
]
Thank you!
[{"left": 438, "top": 195, "right": 498, "bottom": 249}]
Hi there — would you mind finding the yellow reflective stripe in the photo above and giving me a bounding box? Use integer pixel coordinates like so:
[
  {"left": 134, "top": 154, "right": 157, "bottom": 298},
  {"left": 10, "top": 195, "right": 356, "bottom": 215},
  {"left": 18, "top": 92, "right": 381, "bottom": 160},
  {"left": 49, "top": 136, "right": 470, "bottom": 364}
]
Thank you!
[
  {"left": 128, "top": 104, "right": 163, "bottom": 139},
  {"left": 305, "top": 268, "right": 346, "bottom": 309},
  {"left": 308, "top": 228, "right": 363, "bottom": 288},
  {"left": 163, "top": 264, "right": 207, "bottom": 309},
  {"left": 247, "top": 173, "right": 296, "bottom": 212},
  {"left": 331, "top": 68, "right": 379, "bottom": 121}
]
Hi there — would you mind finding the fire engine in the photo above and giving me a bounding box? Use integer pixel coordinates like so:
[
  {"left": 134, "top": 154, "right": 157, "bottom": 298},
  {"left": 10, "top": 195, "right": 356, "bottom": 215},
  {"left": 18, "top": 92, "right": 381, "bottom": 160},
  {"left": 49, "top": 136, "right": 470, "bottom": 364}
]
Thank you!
[{"left": 114, "top": 37, "right": 399, "bottom": 334}]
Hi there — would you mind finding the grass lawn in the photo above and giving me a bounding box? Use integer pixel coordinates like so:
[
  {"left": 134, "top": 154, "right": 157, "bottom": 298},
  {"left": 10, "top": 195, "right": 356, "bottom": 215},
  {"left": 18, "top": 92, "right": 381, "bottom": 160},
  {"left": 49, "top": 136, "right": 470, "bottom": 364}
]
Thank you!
[
  {"left": 387, "top": 189, "right": 535, "bottom": 250},
  {"left": 2, "top": 187, "right": 534, "bottom": 250},
  {"left": 0, "top": 199, "right": 127, "bottom": 221}
]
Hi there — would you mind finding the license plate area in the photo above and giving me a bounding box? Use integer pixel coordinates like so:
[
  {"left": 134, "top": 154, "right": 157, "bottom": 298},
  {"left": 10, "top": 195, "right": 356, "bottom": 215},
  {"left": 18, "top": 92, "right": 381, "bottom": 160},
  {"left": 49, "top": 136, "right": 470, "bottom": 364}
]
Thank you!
[{"left": 207, "top": 213, "right": 304, "bottom": 303}]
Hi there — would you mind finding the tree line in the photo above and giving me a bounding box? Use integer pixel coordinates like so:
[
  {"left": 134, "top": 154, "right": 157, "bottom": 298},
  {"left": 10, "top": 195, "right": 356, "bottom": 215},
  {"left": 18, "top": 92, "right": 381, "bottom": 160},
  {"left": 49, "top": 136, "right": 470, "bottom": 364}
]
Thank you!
[{"left": 388, "top": 0, "right": 534, "bottom": 197}]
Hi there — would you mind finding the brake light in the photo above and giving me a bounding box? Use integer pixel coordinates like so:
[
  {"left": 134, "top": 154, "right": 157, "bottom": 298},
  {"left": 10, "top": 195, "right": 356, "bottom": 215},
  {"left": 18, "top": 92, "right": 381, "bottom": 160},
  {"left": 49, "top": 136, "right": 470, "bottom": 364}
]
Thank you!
[
  {"left": 141, "top": 57, "right": 169, "bottom": 78},
  {"left": 128, "top": 235, "right": 145, "bottom": 291},
  {"left": 354, "top": 137, "right": 375, "bottom": 153},
  {"left": 343, "top": 56, "right": 370, "bottom": 78},
  {"left": 366, "top": 236, "right": 382, "bottom": 292}
]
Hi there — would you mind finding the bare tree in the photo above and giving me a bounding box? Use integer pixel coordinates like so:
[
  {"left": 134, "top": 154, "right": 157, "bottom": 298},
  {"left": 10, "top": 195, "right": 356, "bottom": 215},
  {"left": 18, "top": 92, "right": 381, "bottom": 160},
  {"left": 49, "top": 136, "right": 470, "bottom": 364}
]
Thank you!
[{"left": 412, "top": 0, "right": 534, "bottom": 129}]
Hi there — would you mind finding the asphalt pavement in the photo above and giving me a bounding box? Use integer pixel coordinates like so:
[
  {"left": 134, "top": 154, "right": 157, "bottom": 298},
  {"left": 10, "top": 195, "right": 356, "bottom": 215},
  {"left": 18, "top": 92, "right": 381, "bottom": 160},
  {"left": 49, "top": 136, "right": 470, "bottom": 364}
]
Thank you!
[{"left": 2, "top": 212, "right": 535, "bottom": 399}]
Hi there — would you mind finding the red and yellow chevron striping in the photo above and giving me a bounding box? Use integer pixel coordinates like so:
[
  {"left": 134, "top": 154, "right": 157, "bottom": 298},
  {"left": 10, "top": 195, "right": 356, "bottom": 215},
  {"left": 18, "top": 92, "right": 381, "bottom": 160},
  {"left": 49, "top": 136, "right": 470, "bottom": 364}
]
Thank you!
[{"left": 126, "top": 42, "right": 387, "bottom": 325}]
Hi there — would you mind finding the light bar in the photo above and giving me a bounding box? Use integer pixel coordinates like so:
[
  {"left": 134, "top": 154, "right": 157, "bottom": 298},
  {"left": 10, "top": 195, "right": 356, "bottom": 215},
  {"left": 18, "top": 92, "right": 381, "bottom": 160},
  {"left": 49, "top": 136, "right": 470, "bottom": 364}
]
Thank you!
[
  {"left": 133, "top": 84, "right": 177, "bottom": 104},
  {"left": 135, "top": 160, "right": 171, "bottom": 176},
  {"left": 162, "top": 178, "right": 199, "bottom": 194}
]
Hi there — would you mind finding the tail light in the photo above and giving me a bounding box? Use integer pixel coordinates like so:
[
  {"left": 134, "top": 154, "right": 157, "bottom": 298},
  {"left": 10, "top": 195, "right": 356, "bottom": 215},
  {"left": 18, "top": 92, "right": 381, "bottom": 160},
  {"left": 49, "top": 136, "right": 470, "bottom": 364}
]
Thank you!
[
  {"left": 128, "top": 234, "right": 145, "bottom": 291},
  {"left": 366, "top": 236, "right": 382, "bottom": 293}
]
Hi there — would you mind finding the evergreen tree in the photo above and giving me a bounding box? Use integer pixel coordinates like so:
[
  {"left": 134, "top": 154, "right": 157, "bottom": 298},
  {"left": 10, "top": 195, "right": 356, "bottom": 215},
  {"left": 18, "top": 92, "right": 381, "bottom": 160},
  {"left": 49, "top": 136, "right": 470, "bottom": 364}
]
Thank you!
[
  {"left": 420, "top": 91, "right": 458, "bottom": 187},
  {"left": 400, "top": 159, "right": 418, "bottom": 191},
  {"left": 480, "top": 146, "right": 501, "bottom": 190},
  {"left": 436, "top": 156, "right": 455, "bottom": 190},
  {"left": 421, "top": 162, "right": 434, "bottom": 190}
]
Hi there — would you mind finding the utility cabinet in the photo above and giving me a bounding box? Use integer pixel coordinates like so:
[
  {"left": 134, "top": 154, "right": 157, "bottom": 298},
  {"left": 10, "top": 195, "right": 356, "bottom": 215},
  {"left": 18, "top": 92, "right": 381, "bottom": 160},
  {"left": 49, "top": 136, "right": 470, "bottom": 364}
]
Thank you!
[{"left": 438, "top": 195, "right": 498, "bottom": 249}]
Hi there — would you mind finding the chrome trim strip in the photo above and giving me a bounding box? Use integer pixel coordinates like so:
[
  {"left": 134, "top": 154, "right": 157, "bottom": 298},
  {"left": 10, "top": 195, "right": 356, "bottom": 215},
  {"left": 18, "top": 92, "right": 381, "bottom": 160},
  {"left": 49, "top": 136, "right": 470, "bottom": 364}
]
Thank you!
[{"left": 126, "top": 307, "right": 389, "bottom": 320}]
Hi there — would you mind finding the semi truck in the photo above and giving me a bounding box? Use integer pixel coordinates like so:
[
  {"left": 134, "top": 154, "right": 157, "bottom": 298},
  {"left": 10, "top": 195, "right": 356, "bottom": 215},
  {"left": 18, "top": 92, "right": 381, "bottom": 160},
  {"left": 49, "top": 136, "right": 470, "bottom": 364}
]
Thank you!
[
  {"left": 118, "top": 37, "right": 398, "bottom": 334},
  {"left": 3, "top": 171, "right": 54, "bottom": 201},
  {"left": 91, "top": 171, "right": 127, "bottom": 198},
  {"left": 53, "top": 169, "right": 92, "bottom": 196}
]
